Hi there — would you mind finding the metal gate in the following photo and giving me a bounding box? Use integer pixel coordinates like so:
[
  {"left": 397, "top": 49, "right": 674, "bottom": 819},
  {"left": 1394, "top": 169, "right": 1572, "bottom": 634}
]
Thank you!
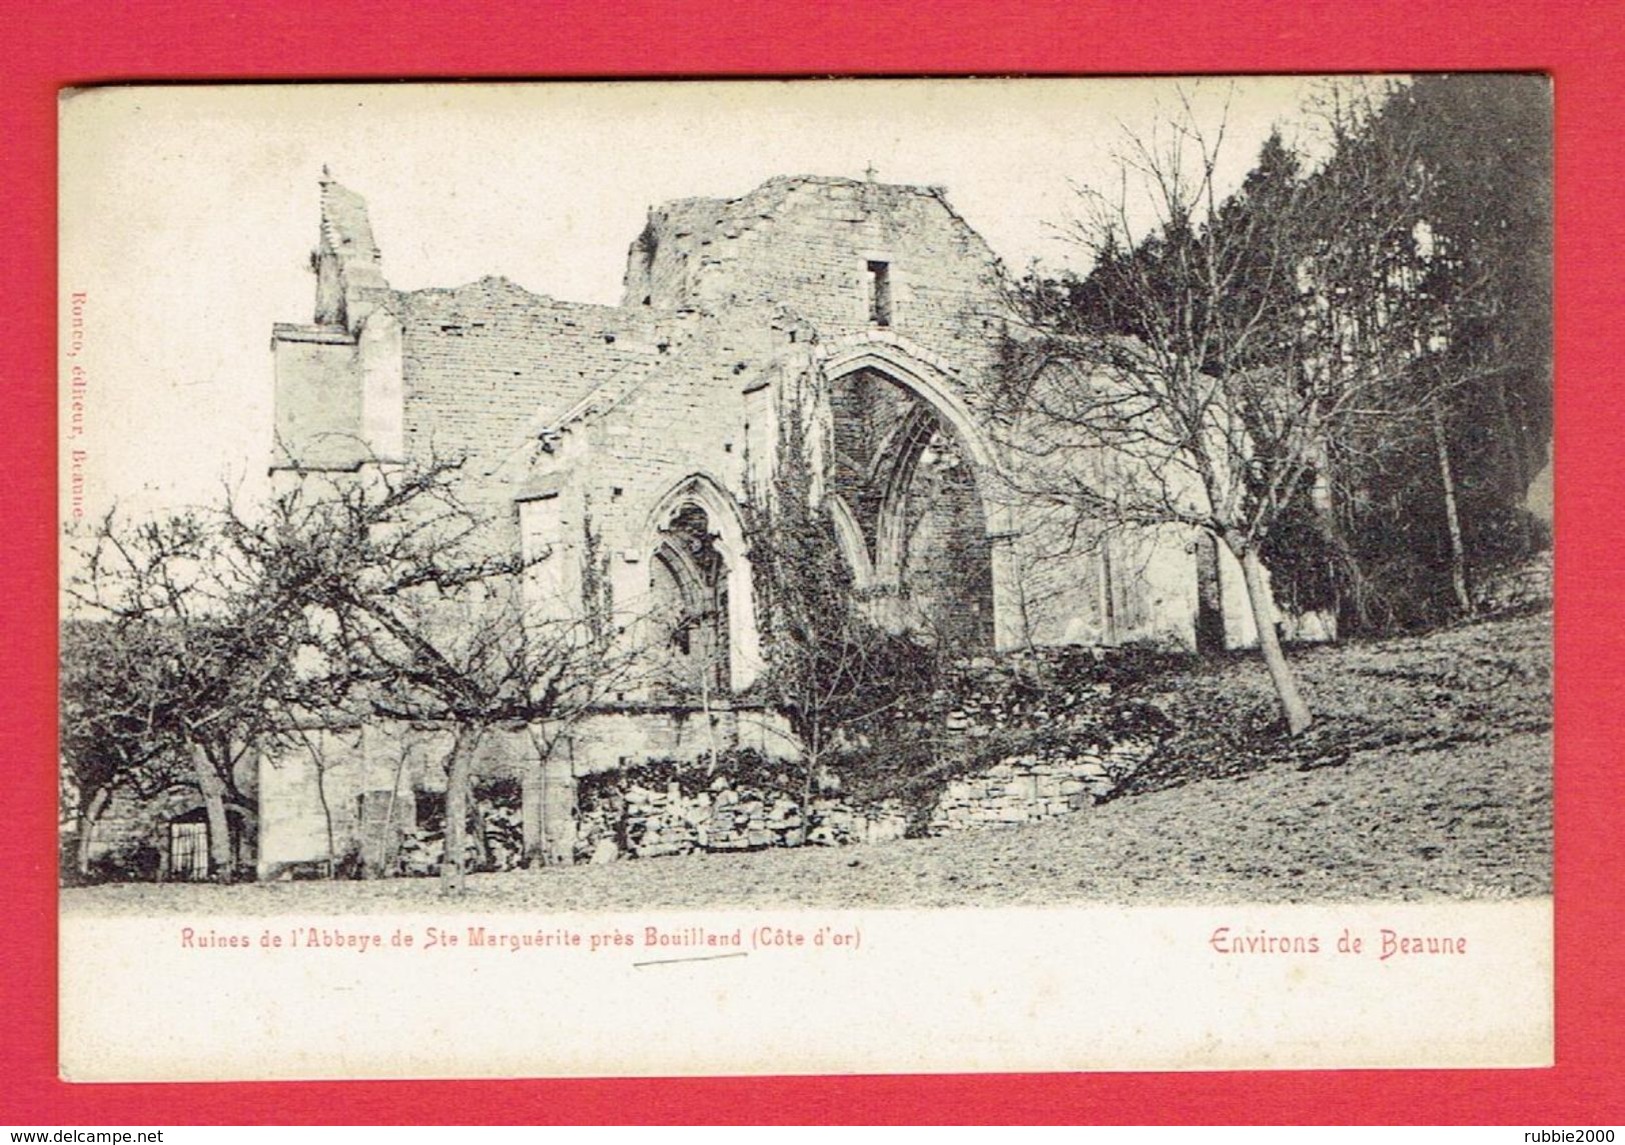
[{"left": 170, "top": 820, "right": 209, "bottom": 881}]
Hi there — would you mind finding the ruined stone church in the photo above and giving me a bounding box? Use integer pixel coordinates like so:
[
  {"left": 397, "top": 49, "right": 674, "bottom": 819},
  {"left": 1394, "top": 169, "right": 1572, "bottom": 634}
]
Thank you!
[{"left": 256, "top": 172, "right": 1284, "bottom": 876}]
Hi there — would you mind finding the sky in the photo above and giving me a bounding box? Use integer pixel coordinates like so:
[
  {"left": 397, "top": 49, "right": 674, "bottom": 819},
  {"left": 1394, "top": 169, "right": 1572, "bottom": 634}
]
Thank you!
[{"left": 58, "top": 77, "right": 1355, "bottom": 526}]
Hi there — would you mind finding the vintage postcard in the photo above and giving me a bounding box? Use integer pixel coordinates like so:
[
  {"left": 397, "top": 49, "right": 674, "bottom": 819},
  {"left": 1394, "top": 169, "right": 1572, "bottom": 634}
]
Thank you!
[{"left": 57, "top": 78, "right": 1553, "bottom": 1080}]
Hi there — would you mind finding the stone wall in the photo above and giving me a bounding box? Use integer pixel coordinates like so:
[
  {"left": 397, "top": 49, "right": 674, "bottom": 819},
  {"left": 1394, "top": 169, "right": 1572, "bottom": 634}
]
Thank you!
[
  {"left": 565, "top": 731, "right": 1158, "bottom": 863},
  {"left": 254, "top": 705, "right": 795, "bottom": 878},
  {"left": 564, "top": 642, "right": 1176, "bottom": 864},
  {"left": 573, "top": 762, "right": 912, "bottom": 864},
  {"left": 575, "top": 775, "right": 910, "bottom": 863},
  {"left": 924, "top": 745, "right": 1152, "bottom": 835}
]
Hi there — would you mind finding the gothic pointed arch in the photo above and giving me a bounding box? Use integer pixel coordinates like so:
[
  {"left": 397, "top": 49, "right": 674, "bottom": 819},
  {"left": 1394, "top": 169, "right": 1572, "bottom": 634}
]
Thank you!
[
  {"left": 640, "top": 473, "right": 762, "bottom": 693},
  {"left": 818, "top": 334, "right": 1001, "bottom": 480},
  {"left": 818, "top": 334, "right": 1016, "bottom": 650}
]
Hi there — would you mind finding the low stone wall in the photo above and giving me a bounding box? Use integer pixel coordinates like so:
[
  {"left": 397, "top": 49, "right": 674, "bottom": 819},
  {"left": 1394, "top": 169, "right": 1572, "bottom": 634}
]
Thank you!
[
  {"left": 572, "top": 731, "right": 1159, "bottom": 862},
  {"left": 575, "top": 773, "right": 909, "bottom": 862},
  {"left": 926, "top": 741, "right": 1155, "bottom": 834}
]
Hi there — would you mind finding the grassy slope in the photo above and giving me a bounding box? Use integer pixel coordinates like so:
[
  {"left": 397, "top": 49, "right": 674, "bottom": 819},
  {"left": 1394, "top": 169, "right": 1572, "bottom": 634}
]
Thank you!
[{"left": 64, "top": 610, "right": 1551, "bottom": 914}]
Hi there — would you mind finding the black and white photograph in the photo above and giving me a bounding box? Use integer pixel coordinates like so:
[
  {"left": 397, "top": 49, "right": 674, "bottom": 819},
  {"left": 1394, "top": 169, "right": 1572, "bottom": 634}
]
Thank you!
[{"left": 57, "top": 77, "right": 1553, "bottom": 1079}]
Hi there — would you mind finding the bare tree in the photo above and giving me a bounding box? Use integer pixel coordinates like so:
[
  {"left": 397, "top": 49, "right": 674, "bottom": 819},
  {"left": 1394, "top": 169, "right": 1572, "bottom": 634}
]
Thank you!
[
  {"left": 59, "top": 620, "right": 191, "bottom": 878},
  {"left": 993, "top": 91, "right": 1450, "bottom": 735},
  {"left": 234, "top": 457, "right": 639, "bottom": 894},
  {"left": 64, "top": 510, "right": 301, "bottom": 880}
]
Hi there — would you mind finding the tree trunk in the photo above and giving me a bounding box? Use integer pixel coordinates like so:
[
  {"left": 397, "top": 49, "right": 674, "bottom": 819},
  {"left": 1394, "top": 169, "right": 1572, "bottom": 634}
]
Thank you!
[
  {"left": 1431, "top": 400, "right": 1473, "bottom": 616},
  {"left": 803, "top": 721, "right": 819, "bottom": 810},
  {"left": 440, "top": 729, "right": 480, "bottom": 897},
  {"left": 379, "top": 747, "right": 411, "bottom": 880},
  {"left": 195, "top": 748, "right": 235, "bottom": 884},
  {"left": 470, "top": 794, "right": 493, "bottom": 871},
  {"left": 1237, "top": 545, "right": 1313, "bottom": 737},
  {"left": 312, "top": 751, "right": 337, "bottom": 878},
  {"left": 75, "top": 786, "right": 111, "bottom": 877}
]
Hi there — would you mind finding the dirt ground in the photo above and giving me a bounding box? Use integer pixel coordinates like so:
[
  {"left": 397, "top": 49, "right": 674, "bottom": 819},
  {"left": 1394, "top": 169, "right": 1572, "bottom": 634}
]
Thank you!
[{"left": 62, "top": 610, "right": 1552, "bottom": 915}]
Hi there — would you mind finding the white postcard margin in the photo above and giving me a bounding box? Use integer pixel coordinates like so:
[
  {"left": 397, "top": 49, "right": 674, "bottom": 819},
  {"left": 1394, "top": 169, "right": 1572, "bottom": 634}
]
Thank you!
[{"left": 61, "top": 900, "right": 1551, "bottom": 1081}]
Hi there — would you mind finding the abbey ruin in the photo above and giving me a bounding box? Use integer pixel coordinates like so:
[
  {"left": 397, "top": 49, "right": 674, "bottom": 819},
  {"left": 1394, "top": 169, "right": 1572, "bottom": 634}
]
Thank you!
[{"left": 252, "top": 172, "right": 1296, "bottom": 876}]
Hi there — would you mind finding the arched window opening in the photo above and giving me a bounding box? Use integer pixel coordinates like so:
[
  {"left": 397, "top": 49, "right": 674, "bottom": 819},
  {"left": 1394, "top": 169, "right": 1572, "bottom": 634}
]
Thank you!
[
  {"left": 827, "top": 366, "right": 993, "bottom": 649},
  {"left": 650, "top": 504, "right": 731, "bottom": 696}
]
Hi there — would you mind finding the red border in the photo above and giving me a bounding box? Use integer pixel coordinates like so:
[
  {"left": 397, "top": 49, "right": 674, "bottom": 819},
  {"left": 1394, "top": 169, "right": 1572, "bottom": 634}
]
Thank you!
[{"left": 5, "top": 0, "right": 1622, "bottom": 1125}]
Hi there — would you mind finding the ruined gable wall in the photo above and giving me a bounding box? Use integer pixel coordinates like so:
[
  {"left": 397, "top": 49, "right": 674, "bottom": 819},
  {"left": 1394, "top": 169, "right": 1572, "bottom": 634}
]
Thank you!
[
  {"left": 592, "top": 179, "right": 1014, "bottom": 632},
  {"left": 624, "top": 177, "right": 1007, "bottom": 382},
  {"left": 281, "top": 176, "right": 1011, "bottom": 565},
  {"left": 277, "top": 175, "right": 1204, "bottom": 662}
]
